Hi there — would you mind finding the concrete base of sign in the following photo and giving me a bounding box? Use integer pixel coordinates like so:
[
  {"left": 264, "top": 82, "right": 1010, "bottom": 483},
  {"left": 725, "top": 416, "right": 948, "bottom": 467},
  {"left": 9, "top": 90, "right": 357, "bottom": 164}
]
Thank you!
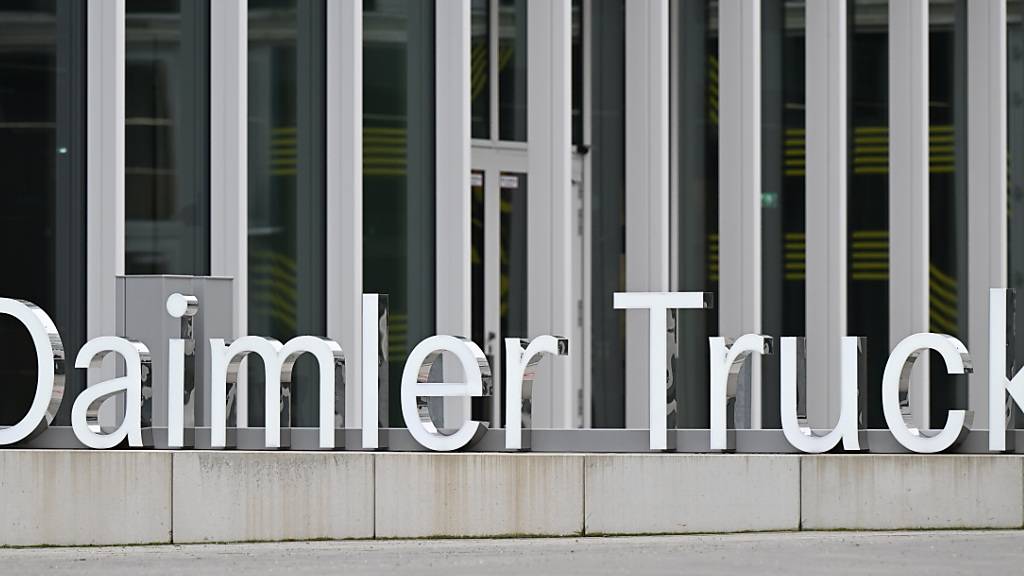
[
  {"left": 584, "top": 454, "right": 801, "bottom": 534},
  {"left": 374, "top": 453, "right": 584, "bottom": 538},
  {"left": 801, "top": 455, "right": 1024, "bottom": 530},
  {"left": 172, "top": 452, "right": 374, "bottom": 543},
  {"left": 0, "top": 450, "right": 171, "bottom": 546},
  {"left": 2, "top": 450, "right": 1024, "bottom": 545}
]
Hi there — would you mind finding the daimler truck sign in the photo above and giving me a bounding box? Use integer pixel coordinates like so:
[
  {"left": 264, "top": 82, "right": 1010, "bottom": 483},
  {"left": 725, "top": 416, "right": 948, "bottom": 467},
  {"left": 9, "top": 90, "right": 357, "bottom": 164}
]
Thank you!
[{"left": 0, "top": 289, "right": 1021, "bottom": 454}]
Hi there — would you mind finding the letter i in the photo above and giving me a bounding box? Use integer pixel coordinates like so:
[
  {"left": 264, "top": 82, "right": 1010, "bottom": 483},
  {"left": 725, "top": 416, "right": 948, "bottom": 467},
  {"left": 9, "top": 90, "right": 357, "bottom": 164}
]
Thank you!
[{"left": 166, "top": 293, "right": 199, "bottom": 448}]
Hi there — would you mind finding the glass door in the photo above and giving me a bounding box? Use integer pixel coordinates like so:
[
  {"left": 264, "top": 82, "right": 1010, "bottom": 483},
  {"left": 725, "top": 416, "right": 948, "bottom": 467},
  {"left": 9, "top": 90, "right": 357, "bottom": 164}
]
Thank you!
[{"left": 470, "top": 160, "right": 529, "bottom": 427}]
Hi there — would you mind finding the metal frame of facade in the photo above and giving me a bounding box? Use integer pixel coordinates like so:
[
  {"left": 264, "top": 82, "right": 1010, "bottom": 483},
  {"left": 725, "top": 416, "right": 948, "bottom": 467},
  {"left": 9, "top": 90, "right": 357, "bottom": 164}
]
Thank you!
[
  {"left": 889, "top": 0, "right": 931, "bottom": 429},
  {"left": 624, "top": 0, "right": 670, "bottom": 430},
  {"left": 327, "top": 0, "right": 363, "bottom": 427},
  {"left": 75, "top": 0, "right": 1015, "bottom": 436},
  {"left": 805, "top": 0, "right": 848, "bottom": 428},
  {"left": 967, "top": 0, "right": 1009, "bottom": 430}
]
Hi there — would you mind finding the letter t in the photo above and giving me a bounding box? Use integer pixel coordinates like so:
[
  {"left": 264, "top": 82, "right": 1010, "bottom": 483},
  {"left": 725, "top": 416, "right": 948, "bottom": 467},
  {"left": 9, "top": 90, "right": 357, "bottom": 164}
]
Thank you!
[{"left": 614, "top": 292, "right": 713, "bottom": 450}]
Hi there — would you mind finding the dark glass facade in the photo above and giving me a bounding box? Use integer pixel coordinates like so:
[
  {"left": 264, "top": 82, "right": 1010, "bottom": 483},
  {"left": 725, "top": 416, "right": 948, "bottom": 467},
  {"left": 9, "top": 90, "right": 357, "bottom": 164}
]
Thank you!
[
  {"left": 247, "top": 0, "right": 327, "bottom": 427},
  {"left": 125, "top": 0, "right": 210, "bottom": 275},
  {"left": 0, "top": 1, "right": 85, "bottom": 425},
  {"left": 363, "top": 0, "right": 436, "bottom": 426}
]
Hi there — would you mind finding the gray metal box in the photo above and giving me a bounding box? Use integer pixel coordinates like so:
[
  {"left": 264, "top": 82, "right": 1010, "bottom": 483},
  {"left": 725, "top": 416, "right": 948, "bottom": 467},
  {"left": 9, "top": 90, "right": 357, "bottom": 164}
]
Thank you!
[{"left": 116, "top": 275, "right": 234, "bottom": 446}]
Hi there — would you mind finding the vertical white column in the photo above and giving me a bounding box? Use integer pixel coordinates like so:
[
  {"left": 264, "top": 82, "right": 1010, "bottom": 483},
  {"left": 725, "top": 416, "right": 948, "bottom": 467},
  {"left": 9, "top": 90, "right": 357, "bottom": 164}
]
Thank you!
[
  {"left": 210, "top": 0, "right": 248, "bottom": 424},
  {"left": 889, "top": 0, "right": 930, "bottom": 429},
  {"left": 435, "top": 0, "right": 472, "bottom": 426},
  {"left": 967, "top": 0, "right": 1008, "bottom": 429},
  {"left": 805, "top": 0, "right": 847, "bottom": 428},
  {"left": 86, "top": 1, "right": 124, "bottom": 345},
  {"left": 624, "top": 0, "right": 670, "bottom": 429},
  {"left": 528, "top": 0, "right": 574, "bottom": 427},
  {"left": 327, "top": 1, "right": 363, "bottom": 426},
  {"left": 210, "top": 0, "right": 247, "bottom": 341},
  {"left": 719, "top": 0, "right": 762, "bottom": 428}
]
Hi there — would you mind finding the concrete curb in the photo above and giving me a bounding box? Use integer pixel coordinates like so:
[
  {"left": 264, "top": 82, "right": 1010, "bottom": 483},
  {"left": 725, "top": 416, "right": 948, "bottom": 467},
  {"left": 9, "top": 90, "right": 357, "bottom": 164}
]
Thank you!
[{"left": 2, "top": 451, "right": 1022, "bottom": 545}]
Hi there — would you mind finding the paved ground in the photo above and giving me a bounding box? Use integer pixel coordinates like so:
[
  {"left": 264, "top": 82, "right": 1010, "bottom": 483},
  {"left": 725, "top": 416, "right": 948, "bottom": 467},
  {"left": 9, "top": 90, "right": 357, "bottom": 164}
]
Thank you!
[{"left": 0, "top": 531, "right": 1020, "bottom": 575}]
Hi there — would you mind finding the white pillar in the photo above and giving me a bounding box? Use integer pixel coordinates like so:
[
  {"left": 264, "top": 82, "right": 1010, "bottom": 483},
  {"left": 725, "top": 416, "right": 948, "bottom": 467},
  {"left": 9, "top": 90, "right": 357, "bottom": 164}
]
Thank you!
[
  {"left": 86, "top": 1, "right": 124, "bottom": 345},
  {"left": 624, "top": 0, "right": 670, "bottom": 429},
  {"left": 719, "top": 0, "right": 762, "bottom": 428},
  {"left": 889, "top": 0, "right": 930, "bottom": 429},
  {"left": 528, "top": 0, "right": 574, "bottom": 427},
  {"left": 805, "top": 0, "right": 847, "bottom": 428},
  {"left": 967, "top": 0, "right": 1008, "bottom": 429},
  {"left": 210, "top": 0, "right": 247, "bottom": 342},
  {"left": 327, "top": 0, "right": 363, "bottom": 427},
  {"left": 435, "top": 0, "right": 473, "bottom": 426}
]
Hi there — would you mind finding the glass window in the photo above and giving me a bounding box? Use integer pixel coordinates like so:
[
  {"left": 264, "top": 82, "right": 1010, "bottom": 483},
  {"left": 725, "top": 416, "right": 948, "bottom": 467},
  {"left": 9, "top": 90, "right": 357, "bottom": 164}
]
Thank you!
[
  {"left": 364, "top": 0, "right": 436, "bottom": 427},
  {"left": 674, "top": 0, "right": 719, "bottom": 428},
  {"left": 590, "top": 0, "right": 625, "bottom": 427},
  {"left": 471, "top": 171, "right": 485, "bottom": 347},
  {"left": 1009, "top": 0, "right": 1024, "bottom": 409},
  {"left": 498, "top": 0, "right": 527, "bottom": 141},
  {"left": 248, "top": 0, "right": 327, "bottom": 427},
  {"left": 848, "top": 0, "right": 889, "bottom": 427},
  {"left": 760, "top": 0, "right": 805, "bottom": 429},
  {"left": 572, "top": 0, "right": 583, "bottom": 146},
  {"left": 125, "top": 0, "right": 210, "bottom": 275},
  {"left": 0, "top": 1, "right": 86, "bottom": 425},
  {"left": 471, "top": 0, "right": 489, "bottom": 139}
]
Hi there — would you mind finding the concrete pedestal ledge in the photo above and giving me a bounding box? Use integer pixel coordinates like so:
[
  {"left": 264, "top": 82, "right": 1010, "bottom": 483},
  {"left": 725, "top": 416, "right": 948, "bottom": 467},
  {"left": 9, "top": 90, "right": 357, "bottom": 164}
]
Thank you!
[
  {"left": 800, "top": 455, "right": 1024, "bottom": 530},
  {"left": 584, "top": 454, "right": 801, "bottom": 534},
  {"left": 5, "top": 451, "right": 1024, "bottom": 545},
  {"left": 172, "top": 452, "right": 374, "bottom": 543},
  {"left": 374, "top": 453, "right": 584, "bottom": 538},
  {"left": 0, "top": 450, "right": 171, "bottom": 546}
]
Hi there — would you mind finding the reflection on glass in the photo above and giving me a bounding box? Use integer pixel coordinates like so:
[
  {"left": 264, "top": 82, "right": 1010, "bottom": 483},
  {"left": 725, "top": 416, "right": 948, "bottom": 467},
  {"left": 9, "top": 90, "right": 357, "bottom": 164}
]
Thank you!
[
  {"left": 500, "top": 173, "right": 529, "bottom": 423},
  {"left": 125, "top": 0, "right": 210, "bottom": 275},
  {"left": 675, "top": 0, "right": 718, "bottom": 428},
  {"left": 498, "top": 0, "right": 527, "bottom": 141},
  {"left": 848, "top": 0, "right": 889, "bottom": 428},
  {"left": 1009, "top": 1, "right": 1024, "bottom": 410},
  {"left": 572, "top": 0, "right": 583, "bottom": 146},
  {"left": 364, "top": 0, "right": 436, "bottom": 426},
  {"left": 590, "top": 0, "right": 625, "bottom": 427},
  {"left": 471, "top": 0, "right": 489, "bottom": 139},
  {"left": 928, "top": 0, "right": 968, "bottom": 421},
  {"left": 760, "top": 0, "right": 805, "bottom": 429},
  {"left": 0, "top": 1, "right": 86, "bottom": 425},
  {"left": 248, "top": 0, "right": 326, "bottom": 427},
  {"left": 471, "top": 171, "right": 485, "bottom": 347}
]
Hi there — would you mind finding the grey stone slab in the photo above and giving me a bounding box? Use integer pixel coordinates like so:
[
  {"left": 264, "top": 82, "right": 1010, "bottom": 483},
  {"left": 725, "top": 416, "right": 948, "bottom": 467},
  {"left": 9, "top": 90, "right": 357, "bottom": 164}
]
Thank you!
[
  {"left": 0, "top": 450, "right": 171, "bottom": 546},
  {"left": 584, "top": 454, "right": 800, "bottom": 534},
  {"left": 801, "top": 454, "right": 1024, "bottom": 529},
  {"left": 374, "top": 452, "right": 584, "bottom": 538},
  {"left": 172, "top": 451, "right": 373, "bottom": 542}
]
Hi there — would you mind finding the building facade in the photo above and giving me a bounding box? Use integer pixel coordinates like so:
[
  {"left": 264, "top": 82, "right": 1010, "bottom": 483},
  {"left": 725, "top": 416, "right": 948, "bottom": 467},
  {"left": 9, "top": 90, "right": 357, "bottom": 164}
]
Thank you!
[{"left": 0, "top": 0, "right": 1020, "bottom": 437}]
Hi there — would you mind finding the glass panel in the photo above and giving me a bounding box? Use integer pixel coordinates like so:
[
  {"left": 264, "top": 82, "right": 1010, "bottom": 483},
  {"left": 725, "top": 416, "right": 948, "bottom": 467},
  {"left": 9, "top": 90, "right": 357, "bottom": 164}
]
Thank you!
[
  {"left": 125, "top": 0, "right": 210, "bottom": 275},
  {"left": 928, "top": 0, "right": 968, "bottom": 422},
  {"left": 471, "top": 0, "right": 489, "bottom": 139},
  {"left": 675, "top": 0, "right": 719, "bottom": 428},
  {"left": 572, "top": 0, "right": 583, "bottom": 146},
  {"left": 0, "top": 1, "right": 86, "bottom": 425},
  {"left": 1009, "top": 0, "right": 1024, "bottom": 406},
  {"left": 848, "top": 0, "right": 889, "bottom": 428},
  {"left": 590, "top": 0, "right": 625, "bottom": 427},
  {"left": 471, "top": 170, "right": 485, "bottom": 348},
  {"left": 760, "top": 0, "right": 805, "bottom": 429},
  {"left": 248, "top": 0, "right": 327, "bottom": 427},
  {"left": 500, "top": 172, "right": 529, "bottom": 424},
  {"left": 498, "top": 0, "right": 527, "bottom": 141},
  {"left": 364, "top": 0, "right": 436, "bottom": 427}
]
